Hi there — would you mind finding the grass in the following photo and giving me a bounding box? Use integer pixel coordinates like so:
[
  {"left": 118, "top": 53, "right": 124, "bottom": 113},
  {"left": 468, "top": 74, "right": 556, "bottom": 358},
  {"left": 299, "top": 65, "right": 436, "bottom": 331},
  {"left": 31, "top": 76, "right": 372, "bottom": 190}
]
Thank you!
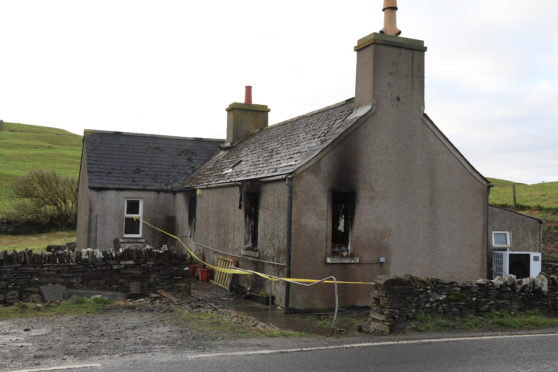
[
  {"left": 411, "top": 309, "right": 558, "bottom": 332},
  {"left": 0, "top": 230, "right": 76, "bottom": 253},
  {"left": 488, "top": 178, "right": 558, "bottom": 221},
  {"left": 171, "top": 308, "right": 307, "bottom": 338},
  {"left": 0, "top": 122, "right": 82, "bottom": 212},
  {"left": 0, "top": 296, "right": 113, "bottom": 319},
  {"left": 488, "top": 178, "right": 558, "bottom": 209},
  {"left": 302, "top": 311, "right": 370, "bottom": 334}
]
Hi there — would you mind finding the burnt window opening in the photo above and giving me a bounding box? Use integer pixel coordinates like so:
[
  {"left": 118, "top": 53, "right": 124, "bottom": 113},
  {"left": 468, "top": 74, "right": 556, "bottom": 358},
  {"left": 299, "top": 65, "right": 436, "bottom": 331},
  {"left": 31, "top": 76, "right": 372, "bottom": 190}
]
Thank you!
[
  {"left": 331, "top": 192, "right": 355, "bottom": 257},
  {"left": 244, "top": 192, "right": 259, "bottom": 250},
  {"left": 188, "top": 192, "right": 197, "bottom": 236}
]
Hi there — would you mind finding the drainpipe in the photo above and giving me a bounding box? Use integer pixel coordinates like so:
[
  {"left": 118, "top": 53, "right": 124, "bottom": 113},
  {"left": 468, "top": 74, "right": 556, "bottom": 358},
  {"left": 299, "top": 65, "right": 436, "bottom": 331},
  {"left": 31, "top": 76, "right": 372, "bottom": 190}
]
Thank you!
[
  {"left": 487, "top": 184, "right": 494, "bottom": 278},
  {"left": 285, "top": 176, "right": 293, "bottom": 311}
]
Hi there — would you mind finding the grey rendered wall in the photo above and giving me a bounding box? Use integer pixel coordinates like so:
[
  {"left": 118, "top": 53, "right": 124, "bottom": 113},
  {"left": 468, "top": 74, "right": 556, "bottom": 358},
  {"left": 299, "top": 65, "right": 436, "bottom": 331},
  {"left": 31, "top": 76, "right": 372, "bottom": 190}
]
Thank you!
[
  {"left": 289, "top": 39, "right": 488, "bottom": 310},
  {"left": 487, "top": 206, "right": 542, "bottom": 277},
  {"left": 174, "top": 192, "right": 191, "bottom": 254},
  {"left": 76, "top": 150, "right": 90, "bottom": 250},
  {"left": 86, "top": 189, "right": 176, "bottom": 250},
  {"left": 193, "top": 182, "right": 288, "bottom": 305}
]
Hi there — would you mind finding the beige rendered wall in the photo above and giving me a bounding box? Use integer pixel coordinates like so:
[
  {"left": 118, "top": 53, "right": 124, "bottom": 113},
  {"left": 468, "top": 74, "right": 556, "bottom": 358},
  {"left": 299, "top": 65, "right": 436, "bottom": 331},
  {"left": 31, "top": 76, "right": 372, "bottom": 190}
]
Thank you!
[
  {"left": 84, "top": 189, "right": 176, "bottom": 250},
  {"left": 193, "top": 182, "right": 289, "bottom": 305},
  {"left": 289, "top": 110, "right": 488, "bottom": 309},
  {"left": 284, "top": 34, "right": 488, "bottom": 308},
  {"left": 289, "top": 36, "right": 488, "bottom": 309}
]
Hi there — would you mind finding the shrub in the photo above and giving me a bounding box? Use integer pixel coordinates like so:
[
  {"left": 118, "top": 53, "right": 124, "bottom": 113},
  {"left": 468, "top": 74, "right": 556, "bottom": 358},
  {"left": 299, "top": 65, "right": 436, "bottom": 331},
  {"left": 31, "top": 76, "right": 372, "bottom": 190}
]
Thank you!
[{"left": 2, "top": 171, "right": 77, "bottom": 230}]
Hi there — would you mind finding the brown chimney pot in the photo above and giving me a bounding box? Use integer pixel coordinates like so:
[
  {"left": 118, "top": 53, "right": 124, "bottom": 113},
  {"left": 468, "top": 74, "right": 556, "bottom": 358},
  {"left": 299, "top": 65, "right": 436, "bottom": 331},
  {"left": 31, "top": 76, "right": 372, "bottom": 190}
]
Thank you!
[{"left": 245, "top": 86, "right": 252, "bottom": 104}]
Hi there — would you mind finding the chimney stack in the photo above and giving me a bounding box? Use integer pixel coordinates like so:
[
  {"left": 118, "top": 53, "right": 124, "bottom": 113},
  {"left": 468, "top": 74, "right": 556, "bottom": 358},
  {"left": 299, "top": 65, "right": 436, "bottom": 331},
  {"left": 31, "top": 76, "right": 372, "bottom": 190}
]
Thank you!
[
  {"left": 354, "top": 2, "right": 426, "bottom": 110},
  {"left": 226, "top": 86, "right": 270, "bottom": 145}
]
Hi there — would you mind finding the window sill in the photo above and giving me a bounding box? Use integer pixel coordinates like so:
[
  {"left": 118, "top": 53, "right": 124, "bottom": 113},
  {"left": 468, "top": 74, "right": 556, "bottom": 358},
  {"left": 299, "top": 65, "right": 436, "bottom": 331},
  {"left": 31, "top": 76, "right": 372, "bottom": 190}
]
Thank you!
[
  {"left": 241, "top": 249, "right": 260, "bottom": 258},
  {"left": 326, "top": 256, "right": 360, "bottom": 264}
]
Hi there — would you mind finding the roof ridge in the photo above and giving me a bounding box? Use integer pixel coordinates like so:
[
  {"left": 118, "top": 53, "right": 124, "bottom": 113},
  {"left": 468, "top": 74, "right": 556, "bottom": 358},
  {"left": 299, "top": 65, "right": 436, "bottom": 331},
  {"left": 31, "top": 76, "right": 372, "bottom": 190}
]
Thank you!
[
  {"left": 84, "top": 129, "right": 223, "bottom": 142},
  {"left": 267, "top": 98, "right": 354, "bottom": 130}
]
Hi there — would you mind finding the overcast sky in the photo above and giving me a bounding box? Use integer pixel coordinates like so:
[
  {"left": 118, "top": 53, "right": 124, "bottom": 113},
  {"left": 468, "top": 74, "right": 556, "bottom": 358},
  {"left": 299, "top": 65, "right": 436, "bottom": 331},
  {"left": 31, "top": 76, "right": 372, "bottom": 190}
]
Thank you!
[{"left": 1, "top": 0, "right": 557, "bottom": 184}]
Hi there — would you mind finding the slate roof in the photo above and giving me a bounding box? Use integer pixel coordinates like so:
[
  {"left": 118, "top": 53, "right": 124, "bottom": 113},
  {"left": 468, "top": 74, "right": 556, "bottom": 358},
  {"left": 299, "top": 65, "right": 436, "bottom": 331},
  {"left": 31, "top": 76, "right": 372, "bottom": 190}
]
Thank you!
[
  {"left": 84, "top": 131, "right": 223, "bottom": 190},
  {"left": 182, "top": 98, "right": 371, "bottom": 188}
]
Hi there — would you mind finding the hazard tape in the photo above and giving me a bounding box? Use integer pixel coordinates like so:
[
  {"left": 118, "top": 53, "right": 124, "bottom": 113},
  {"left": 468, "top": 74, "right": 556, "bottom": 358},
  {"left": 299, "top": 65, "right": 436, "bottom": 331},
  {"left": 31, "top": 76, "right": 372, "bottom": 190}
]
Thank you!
[{"left": 134, "top": 217, "right": 374, "bottom": 286}]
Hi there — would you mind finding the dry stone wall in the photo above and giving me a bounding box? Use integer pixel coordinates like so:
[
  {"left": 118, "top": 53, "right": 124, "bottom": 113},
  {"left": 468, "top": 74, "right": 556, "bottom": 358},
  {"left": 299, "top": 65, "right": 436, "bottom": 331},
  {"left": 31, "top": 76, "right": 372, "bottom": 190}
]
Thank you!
[
  {"left": 367, "top": 274, "right": 558, "bottom": 334},
  {"left": 0, "top": 247, "right": 190, "bottom": 304}
]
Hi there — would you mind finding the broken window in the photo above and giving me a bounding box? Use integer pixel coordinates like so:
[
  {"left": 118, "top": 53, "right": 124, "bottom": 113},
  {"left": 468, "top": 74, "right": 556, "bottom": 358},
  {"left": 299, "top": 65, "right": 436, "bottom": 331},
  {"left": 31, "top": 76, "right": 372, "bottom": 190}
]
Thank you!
[
  {"left": 244, "top": 192, "right": 259, "bottom": 250},
  {"left": 331, "top": 192, "right": 355, "bottom": 257},
  {"left": 188, "top": 192, "right": 197, "bottom": 236},
  {"left": 124, "top": 199, "right": 142, "bottom": 237}
]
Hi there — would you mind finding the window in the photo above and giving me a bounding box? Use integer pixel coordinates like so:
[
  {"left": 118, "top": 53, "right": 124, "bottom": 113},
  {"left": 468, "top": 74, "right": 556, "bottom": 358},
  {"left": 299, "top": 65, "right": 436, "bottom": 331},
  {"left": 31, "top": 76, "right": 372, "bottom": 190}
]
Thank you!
[
  {"left": 124, "top": 199, "right": 142, "bottom": 237},
  {"left": 188, "top": 192, "right": 197, "bottom": 236},
  {"left": 331, "top": 192, "right": 355, "bottom": 257},
  {"left": 244, "top": 192, "right": 259, "bottom": 250},
  {"left": 492, "top": 231, "right": 510, "bottom": 248}
]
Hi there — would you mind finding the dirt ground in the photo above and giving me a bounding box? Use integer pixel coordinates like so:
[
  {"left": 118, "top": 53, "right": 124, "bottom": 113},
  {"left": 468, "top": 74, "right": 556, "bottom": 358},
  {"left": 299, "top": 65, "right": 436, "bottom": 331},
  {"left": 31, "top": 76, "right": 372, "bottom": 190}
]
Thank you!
[{"left": 0, "top": 297, "right": 280, "bottom": 371}]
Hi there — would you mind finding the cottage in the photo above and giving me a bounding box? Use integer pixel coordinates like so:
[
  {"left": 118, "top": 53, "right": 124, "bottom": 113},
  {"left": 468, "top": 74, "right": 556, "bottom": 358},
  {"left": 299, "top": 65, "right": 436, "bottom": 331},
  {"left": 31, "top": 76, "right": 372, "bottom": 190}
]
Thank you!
[
  {"left": 76, "top": 130, "right": 222, "bottom": 251},
  {"left": 76, "top": 2, "right": 542, "bottom": 310},
  {"left": 176, "top": 3, "right": 491, "bottom": 310}
]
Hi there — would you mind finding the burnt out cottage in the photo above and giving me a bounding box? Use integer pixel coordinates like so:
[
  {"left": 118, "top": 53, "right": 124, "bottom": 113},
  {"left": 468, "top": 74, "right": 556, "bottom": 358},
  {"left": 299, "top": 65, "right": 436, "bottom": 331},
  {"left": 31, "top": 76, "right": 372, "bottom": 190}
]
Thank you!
[{"left": 77, "top": 3, "right": 541, "bottom": 310}]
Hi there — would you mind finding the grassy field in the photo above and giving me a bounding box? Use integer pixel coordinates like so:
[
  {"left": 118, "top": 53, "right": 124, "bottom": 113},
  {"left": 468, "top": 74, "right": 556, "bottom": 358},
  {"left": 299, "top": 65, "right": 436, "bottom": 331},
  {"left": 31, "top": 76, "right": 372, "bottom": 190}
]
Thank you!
[
  {"left": 488, "top": 178, "right": 558, "bottom": 221},
  {"left": 489, "top": 178, "right": 558, "bottom": 208},
  {"left": 0, "top": 230, "right": 76, "bottom": 253},
  {"left": 0, "top": 122, "right": 82, "bottom": 212}
]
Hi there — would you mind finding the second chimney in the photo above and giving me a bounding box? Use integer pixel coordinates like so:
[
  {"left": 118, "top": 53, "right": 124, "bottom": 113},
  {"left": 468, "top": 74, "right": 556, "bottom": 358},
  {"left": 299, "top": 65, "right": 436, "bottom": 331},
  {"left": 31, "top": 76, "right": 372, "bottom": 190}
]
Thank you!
[{"left": 226, "top": 86, "right": 270, "bottom": 145}]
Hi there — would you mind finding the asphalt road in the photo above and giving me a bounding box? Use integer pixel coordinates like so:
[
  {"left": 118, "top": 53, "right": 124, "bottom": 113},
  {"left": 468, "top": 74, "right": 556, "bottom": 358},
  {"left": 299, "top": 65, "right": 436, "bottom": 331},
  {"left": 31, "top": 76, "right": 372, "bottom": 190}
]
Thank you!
[{"left": 7, "top": 332, "right": 558, "bottom": 372}]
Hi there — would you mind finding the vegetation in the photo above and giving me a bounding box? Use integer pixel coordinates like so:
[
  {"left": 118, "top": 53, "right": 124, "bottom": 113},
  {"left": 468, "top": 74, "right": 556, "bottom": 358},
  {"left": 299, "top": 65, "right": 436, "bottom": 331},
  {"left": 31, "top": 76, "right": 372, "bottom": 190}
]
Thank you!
[
  {"left": 488, "top": 178, "right": 558, "bottom": 221},
  {"left": 411, "top": 309, "right": 558, "bottom": 332},
  {"left": 0, "top": 296, "right": 113, "bottom": 319},
  {"left": 171, "top": 308, "right": 306, "bottom": 338},
  {"left": 0, "top": 122, "right": 81, "bottom": 212},
  {"left": 303, "top": 311, "right": 369, "bottom": 334},
  {"left": 3, "top": 171, "right": 78, "bottom": 230},
  {"left": 0, "top": 230, "right": 76, "bottom": 253}
]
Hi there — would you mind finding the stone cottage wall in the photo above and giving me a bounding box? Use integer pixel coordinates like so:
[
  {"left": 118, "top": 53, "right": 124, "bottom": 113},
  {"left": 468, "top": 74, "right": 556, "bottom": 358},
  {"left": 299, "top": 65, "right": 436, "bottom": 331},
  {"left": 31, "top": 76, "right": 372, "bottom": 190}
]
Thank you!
[
  {"left": 367, "top": 274, "right": 558, "bottom": 334},
  {"left": 0, "top": 247, "right": 189, "bottom": 304}
]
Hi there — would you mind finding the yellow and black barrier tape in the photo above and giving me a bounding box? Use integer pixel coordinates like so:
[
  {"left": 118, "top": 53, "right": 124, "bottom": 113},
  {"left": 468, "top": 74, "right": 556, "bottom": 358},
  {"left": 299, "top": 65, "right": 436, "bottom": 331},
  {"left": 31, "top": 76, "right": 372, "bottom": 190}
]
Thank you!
[{"left": 134, "top": 217, "right": 374, "bottom": 286}]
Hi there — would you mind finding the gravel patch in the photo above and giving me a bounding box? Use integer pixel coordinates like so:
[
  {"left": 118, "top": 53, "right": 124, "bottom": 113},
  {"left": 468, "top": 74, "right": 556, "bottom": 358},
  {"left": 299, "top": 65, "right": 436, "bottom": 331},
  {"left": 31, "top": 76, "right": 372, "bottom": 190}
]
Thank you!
[{"left": 0, "top": 296, "right": 277, "bottom": 371}]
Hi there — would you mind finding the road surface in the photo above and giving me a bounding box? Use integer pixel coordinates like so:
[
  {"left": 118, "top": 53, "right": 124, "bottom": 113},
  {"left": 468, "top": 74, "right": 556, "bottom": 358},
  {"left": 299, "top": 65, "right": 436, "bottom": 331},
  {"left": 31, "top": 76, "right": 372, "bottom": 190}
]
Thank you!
[{"left": 7, "top": 331, "right": 558, "bottom": 372}]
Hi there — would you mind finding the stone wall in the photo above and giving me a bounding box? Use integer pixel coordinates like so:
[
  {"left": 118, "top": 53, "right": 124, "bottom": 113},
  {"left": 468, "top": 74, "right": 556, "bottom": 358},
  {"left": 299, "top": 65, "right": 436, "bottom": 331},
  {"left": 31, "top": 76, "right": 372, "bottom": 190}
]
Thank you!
[
  {"left": 543, "top": 260, "right": 558, "bottom": 277},
  {"left": 367, "top": 274, "right": 558, "bottom": 334},
  {"left": 0, "top": 247, "right": 190, "bottom": 304}
]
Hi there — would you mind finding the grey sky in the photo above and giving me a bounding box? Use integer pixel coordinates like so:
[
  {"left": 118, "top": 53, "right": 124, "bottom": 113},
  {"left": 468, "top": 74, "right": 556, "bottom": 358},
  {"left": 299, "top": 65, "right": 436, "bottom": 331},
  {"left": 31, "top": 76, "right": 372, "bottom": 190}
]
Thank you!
[{"left": 1, "top": 0, "right": 557, "bottom": 184}]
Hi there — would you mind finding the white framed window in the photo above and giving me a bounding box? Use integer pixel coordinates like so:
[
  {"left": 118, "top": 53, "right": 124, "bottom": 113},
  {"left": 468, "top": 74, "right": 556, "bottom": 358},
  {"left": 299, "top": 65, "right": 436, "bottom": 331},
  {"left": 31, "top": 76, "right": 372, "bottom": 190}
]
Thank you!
[
  {"left": 492, "top": 231, "right": 510, "bottom": 248},
  {"left": 124, "top": 199, "right": 143, "bottom": 237}
]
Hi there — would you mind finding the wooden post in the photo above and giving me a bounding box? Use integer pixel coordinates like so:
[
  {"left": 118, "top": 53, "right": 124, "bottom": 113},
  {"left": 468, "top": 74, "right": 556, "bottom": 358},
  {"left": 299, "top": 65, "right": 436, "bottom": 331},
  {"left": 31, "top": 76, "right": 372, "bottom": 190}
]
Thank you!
[{"left": 512, "top": 184, "right": 517, "bottom": 209}]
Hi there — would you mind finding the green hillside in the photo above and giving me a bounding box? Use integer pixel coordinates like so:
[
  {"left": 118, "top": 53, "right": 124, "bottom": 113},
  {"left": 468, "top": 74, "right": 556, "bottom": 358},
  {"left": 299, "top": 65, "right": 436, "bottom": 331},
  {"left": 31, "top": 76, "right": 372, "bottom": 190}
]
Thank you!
[
  {"left": 0, "top": 122, "right": 82, "bottom": 212},
  {"left": 488, "top": 178, "right": 558, "bottom": 221}
]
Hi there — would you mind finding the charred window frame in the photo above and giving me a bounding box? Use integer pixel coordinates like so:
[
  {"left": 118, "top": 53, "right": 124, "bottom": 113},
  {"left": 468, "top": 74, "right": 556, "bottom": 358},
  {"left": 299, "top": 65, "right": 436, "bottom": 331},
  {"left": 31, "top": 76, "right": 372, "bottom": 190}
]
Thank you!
[
  {"left": 188, "top": 192, "right": 197, "bottom": 236},
  {"left": 244, "top": 192, "right": 259, "bottom": 250},
  {"left": 331, "top": 192, "right": 355, "bottom": 257},
  {"left": 123, "top": 199, "right": 142, "bottom": 237}
]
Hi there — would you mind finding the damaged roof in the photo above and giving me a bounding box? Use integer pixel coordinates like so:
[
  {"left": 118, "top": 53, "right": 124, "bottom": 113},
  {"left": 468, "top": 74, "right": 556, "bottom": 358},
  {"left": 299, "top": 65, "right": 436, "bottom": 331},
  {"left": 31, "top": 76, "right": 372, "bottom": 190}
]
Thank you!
[
  {"left": 181, "top": 98, "right": 371, "bottom": 188},
  {"left": 84, "top": 131, "right": 223, "bottom": 190}
]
